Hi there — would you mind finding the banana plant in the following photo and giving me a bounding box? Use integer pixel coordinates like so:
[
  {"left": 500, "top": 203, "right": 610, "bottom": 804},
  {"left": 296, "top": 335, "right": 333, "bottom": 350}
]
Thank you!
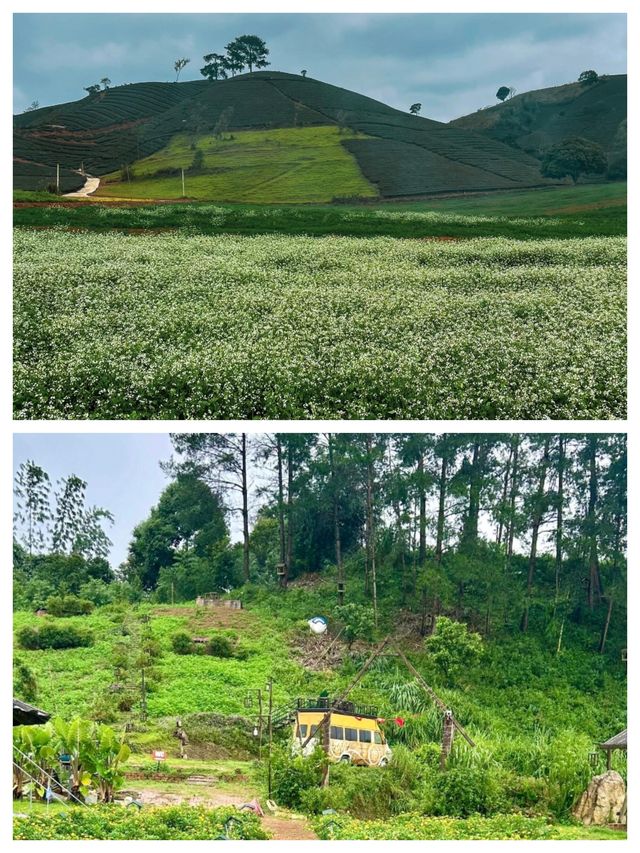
[
  {"left": 84, "top": 725, "right": 131, "bottom": 803},
  {"left": 13, "top": 724, "right": 57, "bottom": 798},
  {"left": 51, "top": 717, "right": 93, "bottom": 799}
]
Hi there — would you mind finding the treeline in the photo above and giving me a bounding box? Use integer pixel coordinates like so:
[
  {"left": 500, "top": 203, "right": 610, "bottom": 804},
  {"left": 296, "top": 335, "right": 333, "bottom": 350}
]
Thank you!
[{"left": 13, "top": 434, "right": 626, "bottom": 652}]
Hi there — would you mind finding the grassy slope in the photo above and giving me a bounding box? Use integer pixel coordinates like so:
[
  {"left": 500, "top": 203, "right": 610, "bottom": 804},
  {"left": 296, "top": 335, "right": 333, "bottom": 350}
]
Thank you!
[{"left": 97, "top": 127, "right": 377, "bottom": 203}]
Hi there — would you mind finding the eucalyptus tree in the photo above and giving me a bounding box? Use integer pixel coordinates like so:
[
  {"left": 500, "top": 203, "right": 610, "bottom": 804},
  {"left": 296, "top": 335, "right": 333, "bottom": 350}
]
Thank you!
[{"left": 14, "top": 461, "right": 51, "bottom": 556}]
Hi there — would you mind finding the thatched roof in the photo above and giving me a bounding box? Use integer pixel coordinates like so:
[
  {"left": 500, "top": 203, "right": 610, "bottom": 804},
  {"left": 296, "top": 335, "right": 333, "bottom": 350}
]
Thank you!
[
  {"left": 13, "top": 698, "right": 51, "bottom": 726},
  {"left": 599, "top": 729, "right": 627, "bottom": 751}
]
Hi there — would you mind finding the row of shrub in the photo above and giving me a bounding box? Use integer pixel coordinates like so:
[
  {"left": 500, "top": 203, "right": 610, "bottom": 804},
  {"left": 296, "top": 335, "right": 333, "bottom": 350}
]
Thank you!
[
  {"left": 13, "top": 806, "right": 269, "bottom": 841},
  {"left": 45, "top": 594, "right": 95, "bottom": 617},
  {"left": 171, "top": 630, "right": 249, "bottom": 660},
  {"left": 17, "top": 622, "right": 94, "bottom": 650}
]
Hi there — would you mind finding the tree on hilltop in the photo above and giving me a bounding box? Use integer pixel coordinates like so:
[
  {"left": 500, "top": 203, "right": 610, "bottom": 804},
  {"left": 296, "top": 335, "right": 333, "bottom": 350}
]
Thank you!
[
  {"left": 541, "top": 136, "right": 607, "bottom": 184},
  {"left": 496, "top": 86, "right": 515, "bottom": 102},
  {"left": 409, "top": 102, "right": 422, "bottom": 115},
  {"left": 200, "top": 53, "right": 228, "bottom": 81},
  {"left": 578, "top": 69, "right": 599, "bottom": 86},
  {"left": 227, "top": 35, "right": 270, "bottom": 74},
  {"left": 100, "top": 78, "right": 111, "bottom": 90},
  {"left": 174, "top": 58, "right": 190, "bottom": 82}
]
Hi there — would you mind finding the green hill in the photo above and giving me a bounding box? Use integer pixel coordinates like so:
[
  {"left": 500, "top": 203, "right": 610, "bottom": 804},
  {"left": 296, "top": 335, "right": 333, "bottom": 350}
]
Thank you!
[
  {"left": 450, "top": 74, "right": 626, "bottom": 162},
  {"left": 14, "top": 71, "right": 548, "bottom": 200}
]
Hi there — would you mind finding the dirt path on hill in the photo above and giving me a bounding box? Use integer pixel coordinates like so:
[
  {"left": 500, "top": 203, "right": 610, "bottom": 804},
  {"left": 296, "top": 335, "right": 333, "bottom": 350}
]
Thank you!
[{"left": 64, "top": 175, "right": 100, "bottom": 197}]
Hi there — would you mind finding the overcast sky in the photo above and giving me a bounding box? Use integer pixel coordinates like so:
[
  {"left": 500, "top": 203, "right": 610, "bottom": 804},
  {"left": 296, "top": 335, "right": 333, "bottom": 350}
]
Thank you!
[{"left": 13, "top": 13, "right": 626, "bottom": 122}]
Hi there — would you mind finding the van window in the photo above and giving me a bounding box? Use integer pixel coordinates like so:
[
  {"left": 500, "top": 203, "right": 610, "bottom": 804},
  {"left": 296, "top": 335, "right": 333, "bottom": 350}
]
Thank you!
[
  {"left": 345, "top": 728, "right": 358, "bottom": 742},
  {"left": 359, "top": 730, "right": 372, "bottom": 743},
  {"left": 330, "top": 726, "right": 344, "bottom": 740},
  {"left": 297, "top": 724, "right": 308, "bottom": 738},
  {"left": 373, "top": 732, "right": 383, "bottom": 744}
]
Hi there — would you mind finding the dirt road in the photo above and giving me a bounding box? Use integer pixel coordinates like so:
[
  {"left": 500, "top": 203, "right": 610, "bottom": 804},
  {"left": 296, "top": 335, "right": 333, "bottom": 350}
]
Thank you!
[{"left": 64, "top": 175, "right": 100, "bottom": 197}]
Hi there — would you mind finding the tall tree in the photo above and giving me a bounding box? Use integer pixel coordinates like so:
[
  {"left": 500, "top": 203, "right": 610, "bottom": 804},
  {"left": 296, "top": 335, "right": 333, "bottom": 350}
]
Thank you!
[
  {"left": 226, "top": 35, "right": 270, "bottom": 74},
  {"left": 521, "top": 437, "right": 551, "bottom": 632},
  {"left": 166, "top": 434, "right": 251, "bottom": 581},
  {"left": 13, "top": 461, "right": 51, "bottom": 556},
  {"left": 200, "top": 53, "right": 228, "bottom": 81}
]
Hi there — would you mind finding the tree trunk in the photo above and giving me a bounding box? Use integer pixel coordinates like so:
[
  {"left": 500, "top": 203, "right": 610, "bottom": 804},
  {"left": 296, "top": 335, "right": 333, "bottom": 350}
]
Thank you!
[
  {"left": 276, "top": 436, "right": 287, "bottom": 588},
  {"left": 497, "top": 441, "right": 514, "bottom": 546},
  {"left": 328, "top": 435, "right": 344, "bottom": 604},
  {"left": 521, "top": 437, "right": 551, "bottom": 632},
  {"left": 435, "top": 444, "right": 448, "bottom": 564},
  {"left": 505, "top": 437, "right": 520, "bottom": 571},
  {"left": 286, "top": 442, "right": 293, "bottom": 585},
  {"left": 461, "top": 441, "right": 485, "bottom": 552},
  {"left": 366, "top": 436, "right": 378, "bottom": 626},
  {"left": 241, "top": 434, "right": 250, "bottom": 582},
  {"left": 417, "top": 452, "right": 427, "bottom": 566},
  {"left": 586, "top": 436, "right": 602, "bottom": 609},
  {"left": 598, "top": 595, "right": 613, "bottom": 654},
  {"left": 554, "top": 435, "right": 565, "bottom": 615}
]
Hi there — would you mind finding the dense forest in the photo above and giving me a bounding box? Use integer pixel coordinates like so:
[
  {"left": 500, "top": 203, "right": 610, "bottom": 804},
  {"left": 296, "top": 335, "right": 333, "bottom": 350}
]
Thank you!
[{"left": 14, "top": 433, "right": 626, "bottom": 654}]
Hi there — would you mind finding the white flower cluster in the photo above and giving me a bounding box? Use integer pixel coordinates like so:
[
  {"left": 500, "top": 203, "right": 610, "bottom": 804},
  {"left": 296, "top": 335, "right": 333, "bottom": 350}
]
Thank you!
[{"left": 13, "top": 230, "right": 626, "bottom": 420}]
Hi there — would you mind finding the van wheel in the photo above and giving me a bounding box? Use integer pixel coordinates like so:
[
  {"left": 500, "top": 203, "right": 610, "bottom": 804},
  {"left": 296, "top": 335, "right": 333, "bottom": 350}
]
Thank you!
[
  {"left": 340, "top": 754, "right": 351, "bottom": 764},
  {"left": 379, "top": 757, "right": 389, "bottom": 767}
]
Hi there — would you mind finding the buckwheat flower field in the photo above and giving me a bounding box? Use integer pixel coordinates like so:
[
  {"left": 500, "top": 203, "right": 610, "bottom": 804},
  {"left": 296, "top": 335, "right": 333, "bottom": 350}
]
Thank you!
[{"left": 13, "top": 229, "right": 625, "bottom": 420}]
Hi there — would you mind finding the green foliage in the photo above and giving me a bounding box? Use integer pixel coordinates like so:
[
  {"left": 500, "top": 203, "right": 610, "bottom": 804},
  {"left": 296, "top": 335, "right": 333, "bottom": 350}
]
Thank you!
[
  {"left": 271, "top": 744, "right": 327, "bottom": 809},
  {"left": 17, "top": 621, "right": 94, "bottom": 650},
  {"left": 206, "top": 632, "right": 235, "bottom": 658},
  {"left": 45, "top": 594, "right": 95, "bottom": 617},
  {"left": 542, "top": 137, "right": 607, "bottom": 184},
  {"left": 13, "top": 805, "right": 269, "bottom": 840},
  {"left": 424, "top": 617, "right": 483, "bottom": 683},
  {"left": 428, "top": 765, "right": 506, "bottom": 817},
  {"left": 578, "top": 70, "right": 599, "bottom": 86},
  {"left": 313, "top": 812, "right": 556, "bottom": 840},
  {"left": 171, "top": 631, "right": 195, "bottom": 655},
  {"left": 335, "top": 603, "right": 376, "bottom": 647},
  {"left": 13, "top": 656, "right": 38, "bottom": 702}
]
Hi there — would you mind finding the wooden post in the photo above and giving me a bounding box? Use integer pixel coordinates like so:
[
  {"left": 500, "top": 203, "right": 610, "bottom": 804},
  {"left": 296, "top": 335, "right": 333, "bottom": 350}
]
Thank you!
[
  {"left": 140, "top": 667, "right": 147, "bottom": 721},
  {"left": 56, "top": 163, "right": 60, "bottom": 194},
  {"left": 440, "top": 710, "right": 455, "bottom": 769},
  {"left": 181, "top": 168, "right": 185, "bottom": 198}
]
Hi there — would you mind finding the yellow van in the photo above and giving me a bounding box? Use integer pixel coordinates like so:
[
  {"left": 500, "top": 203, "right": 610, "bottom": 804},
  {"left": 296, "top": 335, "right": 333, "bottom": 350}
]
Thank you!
[{"left": 291, "top": 698, "right": 392, "bottom": 767}]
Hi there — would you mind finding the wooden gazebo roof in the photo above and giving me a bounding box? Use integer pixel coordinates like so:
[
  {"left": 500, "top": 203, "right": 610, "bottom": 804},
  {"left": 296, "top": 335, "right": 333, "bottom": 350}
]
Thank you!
[
  {"left": 599, "top": 729, "right": 627, "bottom": 751},
  {"left": 13, "top": 698, "right": 51, "bottom": 726}
]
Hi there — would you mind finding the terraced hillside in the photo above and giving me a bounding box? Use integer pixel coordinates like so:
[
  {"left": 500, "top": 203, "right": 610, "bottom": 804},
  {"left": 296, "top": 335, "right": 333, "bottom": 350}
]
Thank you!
[
  {"left": 14, "top": 71, "right": 547, "bottom": 199},
  {"left": 450, "top": 74, "right": 626, "bottom": 159}
]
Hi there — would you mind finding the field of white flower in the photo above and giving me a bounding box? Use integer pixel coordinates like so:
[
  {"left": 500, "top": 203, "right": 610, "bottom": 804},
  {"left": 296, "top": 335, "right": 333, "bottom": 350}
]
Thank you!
[{"left": 13, "top": 230, "right": 626, "bottom": 419}]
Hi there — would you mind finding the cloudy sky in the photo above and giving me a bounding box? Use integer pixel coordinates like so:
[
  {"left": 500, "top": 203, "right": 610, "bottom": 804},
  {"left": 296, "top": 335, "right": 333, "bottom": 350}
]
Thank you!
[{"left": 13, "top": 13, "right": 626, "bottom": 122}]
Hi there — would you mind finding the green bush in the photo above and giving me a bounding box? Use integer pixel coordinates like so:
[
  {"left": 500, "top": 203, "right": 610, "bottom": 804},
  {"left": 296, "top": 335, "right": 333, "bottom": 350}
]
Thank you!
[
  {"left": 17, "top": 622, "right": 94, "bottom": 650},
  {"left": 424, "top": 617, "right": 483, "bottom": 683},
  {"left": 206, "top": 632, "right": 234, "bottom": 658},
  {"left": 45, "top": 594, "right": 95, "bottom": 617},
  {"left": 271, "top": 745, "right": 327, "bottom": 810},
  {"left": 430, "top": 765, "right": 506, "bottom": 817},
  {"left": 171, "top": 631, "right": 194, "bottom": 655},
  {"left": 335, "top": 603, "right": 376, "bottom": 648}
]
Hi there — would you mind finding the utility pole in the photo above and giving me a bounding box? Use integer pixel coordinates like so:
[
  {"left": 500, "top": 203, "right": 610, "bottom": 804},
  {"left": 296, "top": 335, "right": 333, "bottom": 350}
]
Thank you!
[
  {"left": 257, "top": 689, "right": 263, "bottom": 760},
  {"left": 181, "top": 168, "right": 185, "bottom": 198},
  {"left": 56, "top": 163, "right": 60, "bottom": 194},
  {"left": 267, "top": 679, "right": 273, "bottom": 798},
  {"left": 171, "top": 581, "right": 175, "bottom": 605}
]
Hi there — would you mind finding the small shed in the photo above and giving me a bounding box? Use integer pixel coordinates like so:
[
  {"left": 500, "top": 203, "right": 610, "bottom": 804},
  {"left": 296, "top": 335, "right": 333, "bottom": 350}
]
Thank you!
[
  {"left": 598, "top": 729, "right": 627, "bottom": 770},
  {"left": 13, "top": 698, "right": 51, "bottom": 726}
]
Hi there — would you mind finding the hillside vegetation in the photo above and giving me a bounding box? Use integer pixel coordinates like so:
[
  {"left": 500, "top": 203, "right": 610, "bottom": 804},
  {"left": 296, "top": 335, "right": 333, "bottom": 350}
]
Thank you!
[
  {"left": 97, "top": 127, "right": 377, "bottom": 203},
  {"left": 14, "top": 72, "right": 549, "bottom": 199},
  {"left": 451, "top": 74, "right": 626, "bottom": 162}
]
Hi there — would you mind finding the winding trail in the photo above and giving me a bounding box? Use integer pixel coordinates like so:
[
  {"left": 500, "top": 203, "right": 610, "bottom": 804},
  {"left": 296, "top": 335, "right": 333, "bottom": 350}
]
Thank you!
[{"left": 64, "top": 174, "right": 100, "bottom": 197}]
